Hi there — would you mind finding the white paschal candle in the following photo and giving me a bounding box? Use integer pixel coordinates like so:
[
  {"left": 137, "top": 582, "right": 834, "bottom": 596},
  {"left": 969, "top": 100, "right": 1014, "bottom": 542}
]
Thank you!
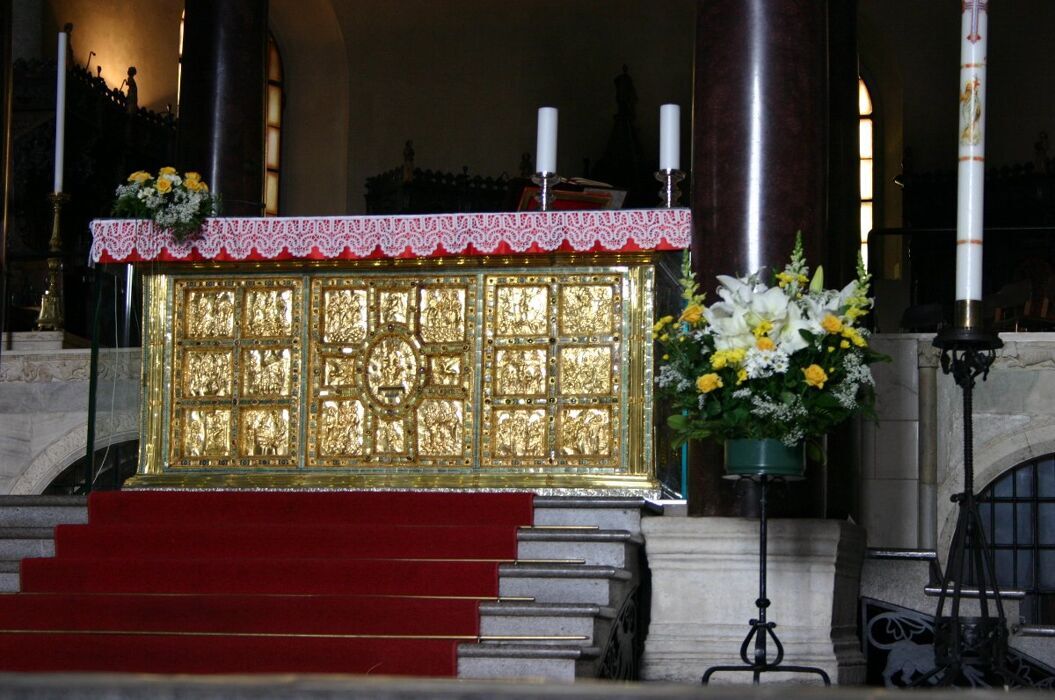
[
  {"left": 659, "top": 104, "right": 680, "bottom": 171},
  {"left": 54, "top": 32, "right": 67, "bottom": 193},
  {"left": 536, "top": 107, "right": 558, "bottom": 174},
  {"left": 955, "top": 2, "right": 988, "bottom": 303}
]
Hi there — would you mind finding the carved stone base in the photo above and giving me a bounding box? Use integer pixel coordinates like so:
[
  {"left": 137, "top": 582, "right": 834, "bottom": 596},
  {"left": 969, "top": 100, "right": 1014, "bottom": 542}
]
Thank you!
[{"left": 641, "top": 516, "right": 866, "bottom": 685}]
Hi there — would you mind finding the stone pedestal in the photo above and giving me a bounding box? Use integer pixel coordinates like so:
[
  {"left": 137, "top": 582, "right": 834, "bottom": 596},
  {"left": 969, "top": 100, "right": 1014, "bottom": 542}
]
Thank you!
[{"left": 641, "top": 516, "right": 866, "bottom": 685}]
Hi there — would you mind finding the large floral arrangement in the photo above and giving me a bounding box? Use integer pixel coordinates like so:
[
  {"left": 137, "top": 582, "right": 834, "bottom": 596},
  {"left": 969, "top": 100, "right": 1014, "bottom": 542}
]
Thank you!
[
  {"left": 655, "top": 235, "right": 885, "bottom": 455},
  {"left": 112, "top": 167, "right": 219, "bottom": 242}
]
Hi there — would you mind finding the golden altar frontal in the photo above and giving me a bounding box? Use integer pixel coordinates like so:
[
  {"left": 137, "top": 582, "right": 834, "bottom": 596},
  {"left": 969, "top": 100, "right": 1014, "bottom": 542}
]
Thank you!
[{"left": 90, "top": 210, "right": 691, "bottom": 493}]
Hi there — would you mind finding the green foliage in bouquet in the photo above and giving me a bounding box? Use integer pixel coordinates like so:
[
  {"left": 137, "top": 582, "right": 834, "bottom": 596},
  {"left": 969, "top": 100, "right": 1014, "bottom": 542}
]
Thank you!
[
  {"left": 654, "top": 234, "right": 887, "bottom": 458},
  {"left": 112, "top": 167, "right": 220, "bottom": 242}
]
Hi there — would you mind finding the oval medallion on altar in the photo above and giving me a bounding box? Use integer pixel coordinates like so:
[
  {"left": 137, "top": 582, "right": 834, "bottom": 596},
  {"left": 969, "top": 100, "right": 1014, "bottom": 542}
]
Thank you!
[{"left": 365, "top": 334, "right": 420, "bottom": 408}]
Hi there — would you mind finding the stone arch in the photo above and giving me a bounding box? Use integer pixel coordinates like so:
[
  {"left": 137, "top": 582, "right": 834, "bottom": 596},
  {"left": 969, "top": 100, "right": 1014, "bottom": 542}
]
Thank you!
[
  {"left": 9, "top": 417, "right": 139, "bottom": 496},
  {"left": 268, "top": 0, "right": 349, "bottom": 214},
  {"left": 937, "top": 418, "right": 1055, "bottom": 556}
]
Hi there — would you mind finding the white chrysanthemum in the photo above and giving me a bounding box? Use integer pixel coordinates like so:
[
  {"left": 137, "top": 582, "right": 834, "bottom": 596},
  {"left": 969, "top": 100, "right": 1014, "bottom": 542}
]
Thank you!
[{"left": 743, "top": 346, "right": 791, "bottom": 379}]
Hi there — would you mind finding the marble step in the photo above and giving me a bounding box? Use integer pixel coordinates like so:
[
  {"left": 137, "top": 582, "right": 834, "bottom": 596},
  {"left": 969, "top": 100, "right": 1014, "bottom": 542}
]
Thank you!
[
  {"left": 532, "top": 497, "right": 654, "bottom": 533},
  {"left": 498, "top": 563, "right": 632, "bottom": 606},
  {"left": 479, "top": 601, "right": 614, "bottom": 646},
  {"left": 0, "top": 496, "right": 87, "bottom": 528},
  {"left": 516, "top": 529, "right": 640, "bottom": 568},
  {"left": 0, "top": 532, "right": 55, "bottom": 560},
  {"left": 458, "top": 642, "right": 601, "bottom": 682}
]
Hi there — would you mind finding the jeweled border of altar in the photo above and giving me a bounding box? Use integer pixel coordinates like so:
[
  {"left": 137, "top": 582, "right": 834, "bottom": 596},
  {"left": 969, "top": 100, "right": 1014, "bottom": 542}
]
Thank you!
[{"left": 89, "top": 209, "right": 692, "bottom": 263}]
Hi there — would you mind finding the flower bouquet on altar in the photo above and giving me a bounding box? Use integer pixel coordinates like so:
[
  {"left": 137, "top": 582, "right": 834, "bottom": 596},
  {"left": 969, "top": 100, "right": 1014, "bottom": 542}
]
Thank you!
[
  {"left": 654, "top": 234, "right": 886, "bottom": 473},
  {"left": 112, "top": 167, "right": 219, "bottom": 242}
]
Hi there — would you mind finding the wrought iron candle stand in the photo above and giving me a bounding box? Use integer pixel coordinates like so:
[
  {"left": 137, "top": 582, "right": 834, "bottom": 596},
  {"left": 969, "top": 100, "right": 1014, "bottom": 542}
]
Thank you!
[
  {"left": 912, "top": 325, "right": 1030, "bottom": 687},
  {"left": 701, "top": 474, "right": 831, "bottom": 686}
]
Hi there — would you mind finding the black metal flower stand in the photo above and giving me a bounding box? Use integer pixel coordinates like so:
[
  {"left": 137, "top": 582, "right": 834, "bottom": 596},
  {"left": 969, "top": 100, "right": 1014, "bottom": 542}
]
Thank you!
[
  {"left": 911, "top": 327, "right": 1030, "bottom": 687},
  {"left": 701, "top": 474, "right": 831, "bottom": 686}
]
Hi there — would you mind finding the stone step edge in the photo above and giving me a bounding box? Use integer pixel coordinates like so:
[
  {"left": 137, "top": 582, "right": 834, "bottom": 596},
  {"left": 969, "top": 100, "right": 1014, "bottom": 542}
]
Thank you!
[
  {"left": 517, "top": 530, "right": 642, "bottom": 544},
  {"left": 498, "top": 563, "right": 631, "bottom": 580},
  {"left": 458, "top": 643, "right": 601, "bottom": 659},
  {"left": 0, "top": 528, "right": 58, "bottom": 539},
  {"left": 0, "top": 497, "right": 87, "bottom": 507},
  {"left": 478, "top": 602, "right": 616, "bottom": 619},
  {"left": 534, "top": 497, "right": 660, "bottom": 513}
]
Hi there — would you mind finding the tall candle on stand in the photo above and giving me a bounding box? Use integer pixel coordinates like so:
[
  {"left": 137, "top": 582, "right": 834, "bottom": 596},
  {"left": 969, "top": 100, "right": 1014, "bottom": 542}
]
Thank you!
[
  {"left": 53, "top": 32, "right": 67, "bottom": 193},
  {"left": 954, "top": 1, "right": 988, "bottom": 327},
  {"left": 536, "top": 107, "right": 558, "bottom": 174},
  {"left": 659, "top": 104, "right": 680, "bottom": 171}
]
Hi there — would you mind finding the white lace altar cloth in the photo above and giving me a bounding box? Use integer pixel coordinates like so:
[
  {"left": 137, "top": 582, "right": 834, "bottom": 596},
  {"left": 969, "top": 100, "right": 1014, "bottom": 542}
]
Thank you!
[{"left": 90, "top": 209, "right": 691, "bottom": 263}]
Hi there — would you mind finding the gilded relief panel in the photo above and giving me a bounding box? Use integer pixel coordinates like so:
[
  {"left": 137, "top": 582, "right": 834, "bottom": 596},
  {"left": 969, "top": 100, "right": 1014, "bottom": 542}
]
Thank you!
[
  {"left": 169, "top": 277, "right": 302, "bottom": 468},
  {"left": 307, "top": 277, "right": 475, "bottom": 468},
  {"left": 151, "top": 263, "right": 652, "bottom": 489},
  {"left": 482, "top": 273, "right": 623, "bottom": 469}
]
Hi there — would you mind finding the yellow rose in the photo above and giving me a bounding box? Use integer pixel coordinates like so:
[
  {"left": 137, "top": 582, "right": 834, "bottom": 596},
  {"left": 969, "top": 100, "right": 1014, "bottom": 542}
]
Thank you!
[
  {"left": 756, "top": 337, "right": 775, "bottom": 351},
  {"left": 158, "top": 166, "right": 177, "bottom": 176},
  {"left": 803, "top": 364, "right": 828, "bottom": 389},
  {"left": 821, "top": 313, "right": 843, "bottom": 334},
  {"left": 155, "top": 178, "right": 173, "bottom": 194},
  {"left": 184, "top": 171, "right": 201, "bottom": 182},
  {"left": 696, "top": 373, "right": 723, "bottom": 394},
  {"left": 127, "top": 170, "right": 151, "bottom": 183},
  {"left": 198, "top": 182, "right": 209, "bottom": 193},
  {"left": 679, "top": 304, "right": 704, "bottom": 325}
]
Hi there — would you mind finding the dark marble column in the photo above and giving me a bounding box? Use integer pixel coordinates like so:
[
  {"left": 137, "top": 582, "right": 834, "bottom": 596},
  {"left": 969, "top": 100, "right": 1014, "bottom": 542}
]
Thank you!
[
  {"left": 178, "top": 0, "right": 267, "bottom": 216},
  {"left": 687, "top": 0, "right": 829, "bottom": 516}
]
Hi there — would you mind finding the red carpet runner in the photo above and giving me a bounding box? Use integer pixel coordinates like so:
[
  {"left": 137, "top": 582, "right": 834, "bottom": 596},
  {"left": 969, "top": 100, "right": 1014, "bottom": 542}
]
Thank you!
[{"left": 0, "top": 491, "right": 534, "bottom": 675}]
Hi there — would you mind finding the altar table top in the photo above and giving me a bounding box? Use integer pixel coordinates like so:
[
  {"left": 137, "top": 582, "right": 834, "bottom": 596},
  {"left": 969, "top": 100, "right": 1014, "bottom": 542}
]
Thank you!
[{"left": 89, "top": 209, "right": 691, "bottom": 264}]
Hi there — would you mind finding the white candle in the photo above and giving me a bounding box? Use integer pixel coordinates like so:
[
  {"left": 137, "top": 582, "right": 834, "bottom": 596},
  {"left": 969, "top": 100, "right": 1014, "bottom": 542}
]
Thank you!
[
  {"left": 659, "top": 104, "right": 680, "bottom": 171},
  {"left": 536, "top": 107, "right": 558, "bottom": 174},
  {"left": 954, "top": 3, "right": 988, "bottom": 302},
  {"left": 53, "top": 32, "right": 67, "bottom": 193}
]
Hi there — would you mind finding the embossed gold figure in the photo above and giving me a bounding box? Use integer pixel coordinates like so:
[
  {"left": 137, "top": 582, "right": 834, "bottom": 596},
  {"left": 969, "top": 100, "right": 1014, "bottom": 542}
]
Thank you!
[
  {"left": 379, "top": 291, "right": 409, "bottom": 325},
  {"left": 366, "top": 336, "right": 418, "bottom": 406},
  {"left": 561, "top": 285, "right": 614, "bottom": 336},
  {"left": 186, "top": 290, "right": 234, "bottom": 338},
  {"left": 242, "top": 409, "right": 290, "bottom": 456},
  {"left": 323, "top": 288, "right": 367, "bottom": 344},
  {"left": 244, "top": 289, "right": 293, "bottom": 337},
  {"left": 185, "top": 351, "right": 232, "bottom": 397},
  {"left": 242, "top": 349, "right": 292, "bottom": 396},
  {"left": 559, "top": 347, "right": 612, "bottom": 395},
  {"left": 493, "top": 409, "right": 547, "bottom": 457},
  {"left": 495, "top": 286, "right": 548, "bottom": 336},
  {"left": 319, "top": 400, "right": 364, "bottom": 456},
  {"left": 495, "top": 348, "right": 547, "bottom": 395},
  {"left": 323, "top": 356, "right": 357, "bottom": 388},
  {"left": 417, "top": 399, "right": 463, "bottom": 456},
  {"left": 429, "top": 355, "right": 462, "bottom": 387},
  {"left": 420, "top": 287, "right": 465, "bottom": 342},
  {"left": 376, "top": 419, "right": 405, "bottom": 453},
  {"left": 559, "top": 408, "right": 611, "bottom": 456}
]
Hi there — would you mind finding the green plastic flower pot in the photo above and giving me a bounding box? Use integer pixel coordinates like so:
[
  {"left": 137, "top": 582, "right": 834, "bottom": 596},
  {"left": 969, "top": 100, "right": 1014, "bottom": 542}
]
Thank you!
[{"left": 723, "top": 438, "right": 805, "bottom": 480}]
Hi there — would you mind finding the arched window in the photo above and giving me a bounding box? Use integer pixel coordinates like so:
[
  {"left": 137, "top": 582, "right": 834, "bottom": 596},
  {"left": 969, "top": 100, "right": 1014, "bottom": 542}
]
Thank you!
[
  {"left": 264, "top": 34, "right": 284, "bottom": 216},
  {"left": 859, "top": 77, "right": 875, "bottom": 269},
  {"left": 978, "top": 454, "right": 1055, "bottom": 624}
]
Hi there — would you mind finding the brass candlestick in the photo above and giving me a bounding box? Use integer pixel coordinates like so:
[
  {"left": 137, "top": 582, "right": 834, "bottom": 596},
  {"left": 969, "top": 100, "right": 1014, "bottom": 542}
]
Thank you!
[{"left": 35, "top": 192, "right": 70, "bottom": 331}]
